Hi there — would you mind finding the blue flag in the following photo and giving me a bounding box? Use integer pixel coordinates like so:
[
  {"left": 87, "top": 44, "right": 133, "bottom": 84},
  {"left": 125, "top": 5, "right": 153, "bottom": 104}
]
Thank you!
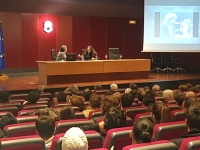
[{"left": 0, "top": 23, "right": 5, "bottom": 70}]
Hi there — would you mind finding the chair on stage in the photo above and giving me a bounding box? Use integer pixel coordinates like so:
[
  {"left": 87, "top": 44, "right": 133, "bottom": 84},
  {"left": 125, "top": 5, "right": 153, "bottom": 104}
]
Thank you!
[
  {"left": 150, "top": 52, "right": 163, "bottom": 73},
  {"left": 51, "top": 49, "right": 56, "bottom": 61},
  {"left": 172, "top": 53, "right": 185, "bottom": 73},
  {"left": 162, "top": 52, "right": 174, "bottom": 73}
]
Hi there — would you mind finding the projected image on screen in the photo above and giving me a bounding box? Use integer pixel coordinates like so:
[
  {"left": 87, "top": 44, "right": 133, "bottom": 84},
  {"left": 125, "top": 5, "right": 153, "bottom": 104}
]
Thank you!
[{"left": 143, "top": 0, "right": 200, "bottom": 52}]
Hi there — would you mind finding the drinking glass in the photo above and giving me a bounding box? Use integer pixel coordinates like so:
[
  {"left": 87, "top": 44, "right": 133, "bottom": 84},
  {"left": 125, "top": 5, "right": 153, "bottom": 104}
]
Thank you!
[
  {"left": 105, "top": 54, "right": 108, "bottom": 60},
  {"left": 120, "top": 54, "right": 122, "bottom": 60}
]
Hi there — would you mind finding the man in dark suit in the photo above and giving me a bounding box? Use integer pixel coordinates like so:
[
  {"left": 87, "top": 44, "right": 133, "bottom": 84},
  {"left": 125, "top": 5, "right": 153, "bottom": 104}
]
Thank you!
[{"left": 171, "top": 101, "right": 200, "bottom": 148}]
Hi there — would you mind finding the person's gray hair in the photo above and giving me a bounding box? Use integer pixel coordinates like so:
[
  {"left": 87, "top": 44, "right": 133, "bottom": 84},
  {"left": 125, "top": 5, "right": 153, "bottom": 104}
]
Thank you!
[
  {"left": 125, "top": 88, "right": 132, "bottom": 93},
  {"left": 110, "top": 83, "right": 118, "bottom": 91},
  {"left": 163, "top": 89, "right": 174, "bottom": 100}
]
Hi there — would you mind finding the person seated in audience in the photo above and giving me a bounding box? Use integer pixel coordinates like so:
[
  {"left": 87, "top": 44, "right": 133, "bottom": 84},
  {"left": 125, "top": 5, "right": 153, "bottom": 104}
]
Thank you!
[
  {"left": 163, "top": 89, "right": 174, "bottom": 102},
  {"left": 142, "top": 94, "right": 155, "bottom": 108},
  {"left": 23, "top": 91, "right": 40, "bottom": 105},
  {"left": 130, "top": 118, "right": 153, "bottom": 144},
  {"left": 0, "top": 91, "right": 9, "bottom": 103},
  {"left": 183, "top": 96, "right": 196, "bottom": 114},
  {"left": 94, "top": 84, "right": 102, "bottom": 91},
  {"left": 178, "top": 84, "right": 188, "bottom": 92},
  {"left": 56, "top": 45, "right": 67, "bottom": 61},
  {"left": 110, "top": 83, "right": 118, "bottom": 93},
  {"left": 151, "top": 102, "right": 170, "bottom": 124},
  {"left": 37, "top": 85, "right": 45, "bottom": 93},
  {"left": 137, "top": 89, "right": 147, "bottom": 104},
  {"left": 105, "top": 91, "right": 113, "bottom": 96},
  {"left": 62, "top": 127, "right": 88, "bottom": 150},
  {"left": 82, "top": 94, "right": 101, "bottom": 118},
  {"left": 59, "top": 106, "right": 75, "bottom": 120},
  {"left": 80, "top": 106, "right": 126, "bottom": 138},
  {"left": 82, "top": 88, "right": 93, "bottom": 101},
  {"left": 152, "top": 84, "right": 161, "bottom": 92},
  {"left": 113, "top": 92, "right": 122, "bottom": 104},
  {"left": 36, "top": 116, "right": 55, "bottom": 150},
  {"left": 125, "top": 88, "right": 132, "bottom": 94},
  {"left": 188, "top": 86, "right": 199, "bottom": 93},
  {"left": 195, "top": 84, "right": 200, "bottom": 92},
  {"left": 174, "top": 92, "right": 185, "bottom": 108},
  {"left": 185, "top": 83, "right": 193, "bottom": 89},
  {"left": 68, "top": 84, "right": 79, "bottom": 95},
  {"left": 70, "top": 95, "right": 84, "bottom": 112},
  {"left": 171, "top": 101, "right": 200, "bottom": 148},
  {"left": 121, "top": 93, "right": 134, "bottom": 108},
  {"left": 0, "top": 112, "right": 18, "bottom": 138},
  {"left": 130, "top": 89, "right": 138, "bottom": 99},
  {"left": 143, "top": 86, "right": 152, "bottom": 94},
  {"left": 52, "top": 91, "right": 67, "bottom": 106},
  {"left": 186, "top": 91, "right": 196, "bottom": 98},
  {"left": 129, "top": 83, "right": 138, "bottom": 90}
]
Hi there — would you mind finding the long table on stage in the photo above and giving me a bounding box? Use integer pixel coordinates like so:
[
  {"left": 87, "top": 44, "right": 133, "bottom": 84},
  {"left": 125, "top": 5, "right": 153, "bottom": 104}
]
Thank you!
[{"left": 37, "top": 59, "right": 151, "bottom": 84}]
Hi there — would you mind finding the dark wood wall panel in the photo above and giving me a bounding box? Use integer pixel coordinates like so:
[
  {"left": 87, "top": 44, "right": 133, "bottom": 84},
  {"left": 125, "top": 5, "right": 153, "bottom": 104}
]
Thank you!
[
  {"left": 21, "top": 13, "right": 39, "bottom": 68},
  {"left": 90, "top": 17, "right": 107, "bottom": 60}
]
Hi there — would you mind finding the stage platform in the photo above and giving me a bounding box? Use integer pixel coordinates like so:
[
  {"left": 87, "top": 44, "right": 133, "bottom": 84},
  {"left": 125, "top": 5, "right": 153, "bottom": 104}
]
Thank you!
[{"left": 1, "top": 72, "right": 200, "bottom": 94}]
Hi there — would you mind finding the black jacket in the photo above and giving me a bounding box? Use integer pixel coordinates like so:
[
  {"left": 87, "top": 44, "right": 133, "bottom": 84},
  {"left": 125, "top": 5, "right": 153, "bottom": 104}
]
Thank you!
[{"left": 171, "top": 128, "right": 200, "bottom": 148}]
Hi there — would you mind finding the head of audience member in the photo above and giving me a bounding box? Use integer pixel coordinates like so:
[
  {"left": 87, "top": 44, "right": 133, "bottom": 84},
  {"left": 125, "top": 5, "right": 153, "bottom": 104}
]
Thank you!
[
  {"left": 163, "top": 89, "right": 174, "bottom": 101},
  {"left": 113, "top": 92, "right": 122, "bottom": 104},
  {"left": 125, "top": 88, "right": 132, "bottom": 94},
  {"left": 186, "top": 101, "right": 200, "bottom": 131},
  {"left": 130, "top": 118, "right": 153, "bottom": 144},
  {"left": 178, "top": 85, "right": 188, "bottom": 92},
  {"left": 142, "top": 94, "right": 155, "bottom": 107},
  {"left": 186, "top": 91, "right": 196, "bottom": 98},
  {"left": 101, "top": 95, "right": 119, "bottom": 115},
  {"left": 37, "top": 85, "right": 45, "bottom": 93},
  {"left": 143, "top": 86, "right": 151, "bottom": 94},
  {"left": 188, "top": 87, "right": 199, "bottom": 93},
  {"left": 62, "top": 127, "right": 88, "bottom": 150},
  {"left": 64, "top": 87, "right": 70, "bottom": 93},
  {"left": 82, "top": 88, "right": 93, "bottom": 100},
  {"left": 137, "top": 89, "right": 147, "bottom": 102},
  {"left": 89, "top": 94, "right": 101, "bottom": 109},
  {"left": 69, "top": 85, "right": 79, "bottom": 95},
  {"left": 130, "top": 89, "right": 138, "bottom": 98},
  {"left": 0, "top": 91, "right": 9, "bottom": 103},
  {"left": 27, "top": 91, "right": 40, "bottom": 104},
  {"left": 60, "top": 45, "right": 67, "bottom": 52},
  {"left": 31, "top": 89, "right": 41, "bottom": 95},
  {"left": 94, "top": 84, "right": 102, "bottom": 91},
  {"left": 183, "top": 96, "right": 197, "bottom": 114},
  {"left": 186, "top": 83, "right": 193, "bottom": 89},
  {"left": 36, "top": 116, "right": 55, "bottom": 141},
  {"left": 105, "top": 91, "right": 113, "bottom": 96},
  {"left": 121, "top": 93, "right": 134, "bottom": 108},
  {"left": 152, "top": 84, "right": 161, "bottom": 92},
  {"left": 104, "top": 106, "right": 126, "bottom": 130},
  {"left": 110, "top": 83, "right": 118, "bottom": 92},
  {"left": 174, "top": 92, "right": 186, "bottom": 107},
  {"left": 57, "top": 91, "right": 67, "bottom": 103},
  {"left": 195, "top": 84, "right": 200, "bottom": 92},
  {"left": 129, "top": 83, "right": 138, "bottom": 90},
  {"left": 0, "top": 112, "right": 18, "bottom": 129},
  {"left": 70, "top": 95, "right": 84, "bottom": 112},
  {"left": 152, "top": 102, "right": 170, "bottom": 124},
  {"left": 60, "top": 106, "right": 75, "bottom": 120}
]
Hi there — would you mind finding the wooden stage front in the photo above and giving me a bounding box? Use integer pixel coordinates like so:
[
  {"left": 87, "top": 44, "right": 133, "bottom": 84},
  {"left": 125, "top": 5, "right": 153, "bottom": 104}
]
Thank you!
[{"left": 1, "top": 72, "right": 200, "bottom": 94}]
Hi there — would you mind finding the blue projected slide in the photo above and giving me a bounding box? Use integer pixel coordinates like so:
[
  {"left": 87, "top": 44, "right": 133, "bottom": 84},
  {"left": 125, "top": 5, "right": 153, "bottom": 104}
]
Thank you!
[{"left": 143, "top": 0, "right": 200, "bottom": 52}]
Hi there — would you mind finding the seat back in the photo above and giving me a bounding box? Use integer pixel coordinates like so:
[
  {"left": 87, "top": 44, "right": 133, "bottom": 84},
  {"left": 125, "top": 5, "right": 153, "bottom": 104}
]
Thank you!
[
  {"left": 54, "top": 102, "right": 71, "bottom": 108},
  {"left": 55, "top": 119, "right": 91, "bottom": 134},
  {"left": 88, "top": 110, "right": 103, "bottom": 120},
  {"left": 10, "top": 99, "right": 26, "bottom": 104},
  {"left": 134, "top": 112, "right": 152, "bottom": 123},
  {"left": 124, "top": 106, "right": 147, "bottom": 121},
  {"left": 16, "top": 115, "right": 38, "bottom": 123},
  {"left": 75, "top": 112, "right": 86, "bottom": 119},
  {"left": 22, "top": 104, "right": 48, "bottom": 110},
  {"left": 17, "top": 109, "right": 36, "bottom": 116},
  {"left": 167, "top": 104, "right": 180, "bottom": 112},
  {"left": 122, "top": 140, "right": 178, "bottom": 150},
  {"left": 50, "top": 130, "right": 103, "bottom": 150},
  {"left": 4, "top": 122, "right": 36, "bottom": 137},
  {"left": 1, "top": 135, "right": 45, "bottom": 150},
  {"left": 10, "top": 93, "right": 28, "bottom": 101},
  {"left": 51, "top": 49, "right": 56, "bottom": 61},
  {"left": 180, "top": 136, "right": 200, "bottom": 150},
  {"left": 103, "top": 126, "right": 132, "bottom": 150},
  {"left": 153, "top": 121, "right": 187, "bottom": 141},
  {"left": 170, "top": 110, "right": 185, "bottom": 122},
  {"left": 0, "top": 102, "right": 22, "bottom": 111},
  {"left": 0, "top": 106, "right": 18, "bottom": 116}
]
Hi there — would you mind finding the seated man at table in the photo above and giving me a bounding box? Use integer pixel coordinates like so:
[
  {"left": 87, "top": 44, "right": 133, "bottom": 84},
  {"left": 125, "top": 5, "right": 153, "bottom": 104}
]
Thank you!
[{"left": 56, "top": 45, "right": 67, "bottom": 61}]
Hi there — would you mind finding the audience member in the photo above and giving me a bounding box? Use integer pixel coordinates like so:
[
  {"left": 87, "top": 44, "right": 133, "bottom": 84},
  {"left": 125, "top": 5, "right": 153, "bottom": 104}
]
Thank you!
[
  {"left": 130, "top": 118, "right": 153, "bottom": 144},
  {"left": 171, "top": 101, "right": 200, "bottom": 148},
  {"left": 143, "top": 86, "right": 151, "bottom": 94},
  {"left": 82, "top": 88, "right": 93, "bottom": 100},
  {"left": 174, "top": 92, "right": 185, "bottom": 107},
  {"left": 36, "top": 116, "right": 55, "bottom": 150},
  {"left": 186, "top": 91, "right": 196, "bottom": 98},
  {"left": 37, "top": 85, "right": 45, "bottom": 93},
  {"left": 59, "top": 106, "right": 75, "bottom": 120},
  {"left": 130, "top": 89, "right": 138, "bottom": 98},
  {"left": 62, "top": 127, "right": 88, "bottom": 150},
  {"left": 163, "top": 89, "right": 174, "bottom": 102},
  {"left": 0, "top": 91, "right": 9, "bottom": 103},
  {"left": 178, "top": 85, "right": 188, "bottom": 92},
  {"left": 152, "top": 102, "right": 170, "bottom": 124},
  {"left": 129, "top": 83, "right": 138, "bottom": 90},
  {"left": 121, "top": 93, "right": 134, "bottom": 108},
  {"left": 152, "top": 84, "right": 161, "bottom": 92},
  {"left": 70, "top": 95, "right": 84, "bottom": 112},
  {"left": 69, "top": 84, "right": 79, "bottom": 95},
  {"left": 94, "top": 84, "right": 102, "bottom": 91},
  {"left": 137, "top": 89, "right": 147, "bottom": 102},
  {"left": 110, "top": 83, "right": 118, "bottom": 92},
  {"left": 82, "top": 94, "right": 101, "bottom": 118},
  {"left": 23, "top": 91, "right": 40, "bottom": 105},
  {"left": 56, "top": 45, "right": 67, "bottom": 61},
  {"left": 188, "top": 86, "right": 199, "bottom": 93},
  {"left": 105, "top": 91, "right": 113, "bottom": 96},
  {"left": 113, "top": 92, "right": 122, "bottom": 103},
  {"left": 183, "top": 96, "right": 196, "bottom": 114},
  {"left": 57, "top": 91, "right": 67, "bottom": 103},
  {"left": 125, "top": 88, "right": 132, "bottom": 94},
  {"left": 101, "top": 95, "right": 119, "bottom": 115},
  {"left": 142, "top": 95, "right": 155, "bottom": 107},
  {"left": 186, "top": 83, "right": 193, "bottom": 89},
  {"left": 195, "top": 84, "right": 200, "bottom": 92},
  {"left": 80, "top": 106, "right": 126, "bottom": 138}
]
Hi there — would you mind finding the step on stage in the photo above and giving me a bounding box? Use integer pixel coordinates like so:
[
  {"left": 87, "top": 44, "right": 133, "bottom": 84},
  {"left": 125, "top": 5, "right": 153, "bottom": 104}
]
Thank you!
[{"left": 1, "top": 73, "right": 200, "bottom": 94}]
